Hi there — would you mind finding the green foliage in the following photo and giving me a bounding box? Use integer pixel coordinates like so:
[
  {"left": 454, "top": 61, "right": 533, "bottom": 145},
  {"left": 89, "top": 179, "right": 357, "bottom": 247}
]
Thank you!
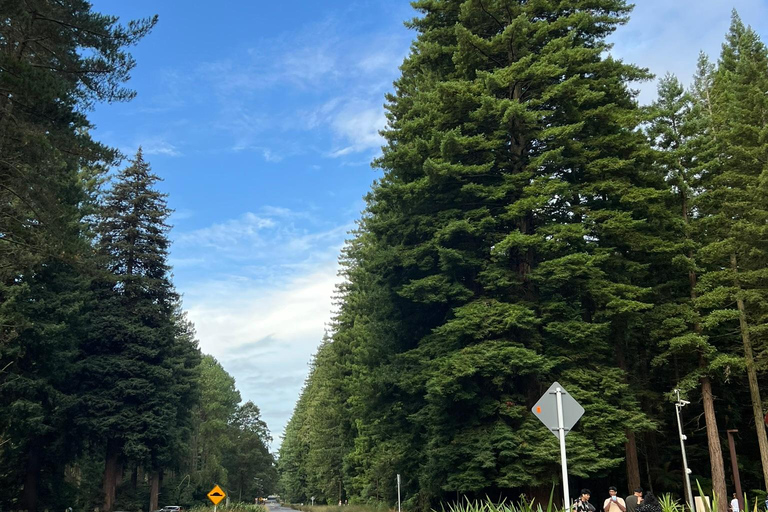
[
  {"left": 696, "top": 480, "right": 719, "bottom": 512},
  {"left": 188, "top": 504, "right": 266, "bottom": 512},
  {"left": 225, "top": 401, "right": 277, "bottom": 500},
  {"left": 658, "top": 495, "right": 682, "bottom": 512},
  {"left": 289, "top": 505, "right": 392, "bottom": 512},
  {"left": 80, "top": 150, "right": 195, "bottom": 475},
  {"left": 0, "top": 2, "right": 277, "bottom": 512},
  {"left": 279, "top": 3, "right": 768, "bottom": 511},
  {"left": 5, "top": 0, "right": 768, "bottom": 510},
  {"left": 437, "top": 497, "right": 553, "bottom": 512},
  {"left": 192, "top": 355, "right": 242, "bottom": 489},
  {"left": 0, "top": 1, "right": 157, "bottom": 510}
]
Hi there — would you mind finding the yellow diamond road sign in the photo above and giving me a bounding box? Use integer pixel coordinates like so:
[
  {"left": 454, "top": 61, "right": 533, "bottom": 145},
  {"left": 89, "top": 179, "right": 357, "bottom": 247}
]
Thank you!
[{"left": 208, "top": 485, "right": 226, "bottom": 505}]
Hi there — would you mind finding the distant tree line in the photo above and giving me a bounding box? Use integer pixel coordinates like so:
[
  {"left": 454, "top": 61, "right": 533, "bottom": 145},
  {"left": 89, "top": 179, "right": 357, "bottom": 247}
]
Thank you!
[
  {"left": 0, "top": 2, "right": 275, "bottom": 511},
  {"left": 278, "top": 2, "right": 768, "bottom": 511}
]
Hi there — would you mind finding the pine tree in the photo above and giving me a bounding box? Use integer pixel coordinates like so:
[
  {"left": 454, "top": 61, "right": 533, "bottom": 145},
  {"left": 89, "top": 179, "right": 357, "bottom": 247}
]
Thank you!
[
  {"left": 226, "top": 401, "right": 277, "bottom": 502},
  {"left": 282, "top": 0, "right": 668, "bottom": 507},
  {"left": 0, "top": 260, "right": 91, "bottom": 511},
  {"left": 0, "top": 4, "right": 155, "bottom": 508},
  {"left": 374, "top": 0, "right": 658, "bottom": 503},
  {"left": 277, "top": 387, "right": 311, "bottom": 504},
  {"left": 0, "top": 0, "right": 155, "bottom": 281},
  {"left": 645, "top": 72, "right": 730, "bottom": 511},
  {"left": 190, "top": 355, "right": 241, "bottom": 495},
  {"left": 694, "top": 13, "right": 768, "bottom": 490},
  {"left": 80, "top": 149, "right": 181, "bottom": 511}
]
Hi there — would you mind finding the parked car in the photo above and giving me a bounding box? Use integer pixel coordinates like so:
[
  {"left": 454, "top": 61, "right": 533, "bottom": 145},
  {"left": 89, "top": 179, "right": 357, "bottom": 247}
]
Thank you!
[{"left": 162, "top": 506, "right": 183, "bottom": 512}]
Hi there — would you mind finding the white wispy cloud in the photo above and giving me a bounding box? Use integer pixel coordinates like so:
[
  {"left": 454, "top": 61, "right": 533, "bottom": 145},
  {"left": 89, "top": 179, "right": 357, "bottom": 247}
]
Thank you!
[
  {"left": 183, "top": 16, "right": 410, "bottom": 158},
  {"left": 610, "top": 0, "right": 768, "bottom": 102},
  {"left": 174, "top": 208, "right": 351, "bottom": 269},
  {"left": 328, "top": 100, "right": 387, "bottom": 157},
  {"left": 262, "top": 148, "right": 283, "bottom": 162},
  {"left": 176, "top": 212, "right": 276, "bottom": 250},
  {"left": 118, "top": 135, "right": 182, "bottom": 158},
  {"left": 185, "top": 260, "right": 342, "bottom": 447},
  {"left": 143, "top": 139, "right": 181, "bottom": 157},
  {"left": 173, "top": 206, "right": 352, "bottom": 445},
  {"left": 170, "top": 208, "right": 194, "bottom": 222}
]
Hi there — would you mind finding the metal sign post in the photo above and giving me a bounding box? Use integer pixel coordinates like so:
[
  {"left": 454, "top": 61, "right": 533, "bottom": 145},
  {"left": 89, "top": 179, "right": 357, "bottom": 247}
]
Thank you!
[
  {"left": 532, "top": 382, "right": 584, "bottom": 512},
  {"left": 397, "top": 474, "right": 401, "bottom": 512},
  {"left": 555, "top": 387, "right": 570, "bottom": 512}
]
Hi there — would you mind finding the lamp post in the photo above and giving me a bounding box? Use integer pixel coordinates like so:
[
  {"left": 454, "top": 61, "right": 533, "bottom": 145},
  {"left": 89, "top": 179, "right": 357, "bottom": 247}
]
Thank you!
[{"left": 674, "top": 389, "right": 695, "bottom": 511}]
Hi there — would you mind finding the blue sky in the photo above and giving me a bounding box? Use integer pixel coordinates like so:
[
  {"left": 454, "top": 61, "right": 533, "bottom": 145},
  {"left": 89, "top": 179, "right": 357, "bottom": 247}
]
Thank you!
[{"left": 87, "top": 0, "right": 768, "bottom": 449}]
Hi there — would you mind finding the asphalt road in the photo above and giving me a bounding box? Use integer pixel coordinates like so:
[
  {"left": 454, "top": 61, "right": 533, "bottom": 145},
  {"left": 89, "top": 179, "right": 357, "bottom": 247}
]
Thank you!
[{"left": 266, "top": 504, "right": 296, "bottom": 512}]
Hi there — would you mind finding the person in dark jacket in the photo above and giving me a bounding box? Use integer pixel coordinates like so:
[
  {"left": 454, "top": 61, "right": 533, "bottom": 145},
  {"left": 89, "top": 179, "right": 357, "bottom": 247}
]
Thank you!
[
  {"left": 636, "top": 492, "right": 661, "bottom": 512},
  {"left": 573, "top": 489, "right": 596, "bottom": 512}
]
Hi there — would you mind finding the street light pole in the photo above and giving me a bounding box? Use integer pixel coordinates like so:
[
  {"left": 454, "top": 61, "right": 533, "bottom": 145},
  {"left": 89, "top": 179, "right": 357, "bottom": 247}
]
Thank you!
[{"left": 675, "top": 389, "right": 695, "bottom": 512}]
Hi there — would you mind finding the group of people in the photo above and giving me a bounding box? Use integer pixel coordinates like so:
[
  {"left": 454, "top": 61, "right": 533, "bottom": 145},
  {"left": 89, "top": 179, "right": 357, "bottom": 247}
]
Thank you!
[
  {"left": 573, "top": 487, "right": 764, "bottom": 512},
  {"left": 573, "top": 487, "right": 660, "bottom": 512}
]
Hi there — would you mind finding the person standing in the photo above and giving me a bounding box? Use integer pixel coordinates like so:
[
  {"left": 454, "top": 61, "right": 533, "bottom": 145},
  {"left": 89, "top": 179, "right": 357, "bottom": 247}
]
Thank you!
[
  {"left": 730, "top": 493, "right": 740, "bottom": 512},
  {"left": 626, "top": 488, "right": 643, "bottom": 512},
  {"left": 604, "top": 487, "right": 627, "bottom": 512},
  {"left": 573, "top": 489, "right": 596, "bottom": 512},
  {"left": 636, "top": 493, "right": 661, "bottom": 512}
]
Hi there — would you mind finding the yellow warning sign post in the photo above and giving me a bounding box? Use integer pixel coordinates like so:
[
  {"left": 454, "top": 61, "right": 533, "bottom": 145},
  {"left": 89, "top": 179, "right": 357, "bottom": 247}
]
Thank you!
[{"left": 208, "top": 485, "right": 226, "bottom": 512}]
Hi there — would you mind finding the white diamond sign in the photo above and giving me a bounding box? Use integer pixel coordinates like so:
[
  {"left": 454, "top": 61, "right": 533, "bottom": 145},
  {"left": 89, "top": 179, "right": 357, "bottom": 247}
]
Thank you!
[
  {"left": 532, "top": 381, "right": 585, "bottom": 512},
  {"left": 531, "top": 381, "right": 584, "bottom": 438}
]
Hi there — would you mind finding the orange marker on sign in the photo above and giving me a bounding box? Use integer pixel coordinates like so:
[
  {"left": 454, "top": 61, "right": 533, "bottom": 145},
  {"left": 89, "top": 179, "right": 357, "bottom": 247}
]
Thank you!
[{"left": 536, "top": 406, "right": 542, "bottom": 414}]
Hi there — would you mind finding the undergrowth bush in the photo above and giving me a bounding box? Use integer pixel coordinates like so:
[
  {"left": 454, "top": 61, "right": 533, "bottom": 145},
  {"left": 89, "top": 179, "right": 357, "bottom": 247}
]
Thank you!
[
  {"left": 188, "top": 504, "right": 266, "bottom": 512},
  {"left": 287, "top": 505, "right": 391, "bottom": 512},
  {"left": 437, "top": 496, "right": 555, "bottom": 512}
]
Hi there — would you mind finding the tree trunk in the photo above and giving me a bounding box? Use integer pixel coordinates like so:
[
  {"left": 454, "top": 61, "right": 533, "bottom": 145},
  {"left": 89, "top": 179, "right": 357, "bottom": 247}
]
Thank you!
[
  {"left": 701, "top": 375, "right": 727, "bottom": 512},
  {"left": 149, "top": 471, "right": 160, "bottom": 512},
  {"left": 625, "top": 429, "right": 641, "bottom": 493},
  {"left": 132, "top": 466, "right": 138, "bottom": 490},
  {"left": 642, "top": 435, "right": 654, "bottom": 493},
  {"left": 21, "top": 444, "right": 42, "bottom": 512},
  {"left": 527, "top": 485, "right": 555, "bottom": 509},
  {"left": 686, "top": 239, "right": 727, "bottom": 512},
  {"left": 731, "top": 253, "right": 768, "bottom": 490},
  {"left": 103, "top": 439, "right": 120, "bottom": 512}
]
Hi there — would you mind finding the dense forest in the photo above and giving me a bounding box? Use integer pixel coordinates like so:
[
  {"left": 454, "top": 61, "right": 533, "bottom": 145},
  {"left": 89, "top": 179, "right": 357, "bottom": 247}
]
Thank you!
[
  {"left": 277, "top": 2, "right": 768, "bottom": 512},
  {"left": 0, "top": 2, "right": 275, "bottom": 511}
]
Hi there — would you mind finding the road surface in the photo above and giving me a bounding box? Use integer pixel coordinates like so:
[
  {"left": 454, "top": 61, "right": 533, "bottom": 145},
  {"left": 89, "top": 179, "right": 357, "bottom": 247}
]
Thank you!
[{"left": 267, "top": 504, "right": 296, "bottom": 512}]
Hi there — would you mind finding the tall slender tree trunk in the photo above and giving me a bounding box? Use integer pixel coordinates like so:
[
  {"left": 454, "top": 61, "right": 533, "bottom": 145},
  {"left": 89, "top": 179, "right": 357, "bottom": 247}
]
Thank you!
[
  {"left": 149, "top": 471, "right": 160, "bottom": 512},
  {"left": 701, "top": 375, "right": 727, "bottom": 512},
  {"left": 730, "top": 253, "right": 768, "bottom": 490},
  {"left": 683, "top": 197, "right": 727, "bottom": 509},
  {"left": 21, "top": 444, "right": 42, "bottom": 512},
  {"left": 103, "top": 439, "right": 120, "bottom": 512},
  {"left": 616, "top": 350, "right": 642, "bottom": 493},
  {"left": 625, "top": 429, "right": 641, "bottom": 493},
  {"left": 642, "top": 435, "right": 655, "bottom": 493}
]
